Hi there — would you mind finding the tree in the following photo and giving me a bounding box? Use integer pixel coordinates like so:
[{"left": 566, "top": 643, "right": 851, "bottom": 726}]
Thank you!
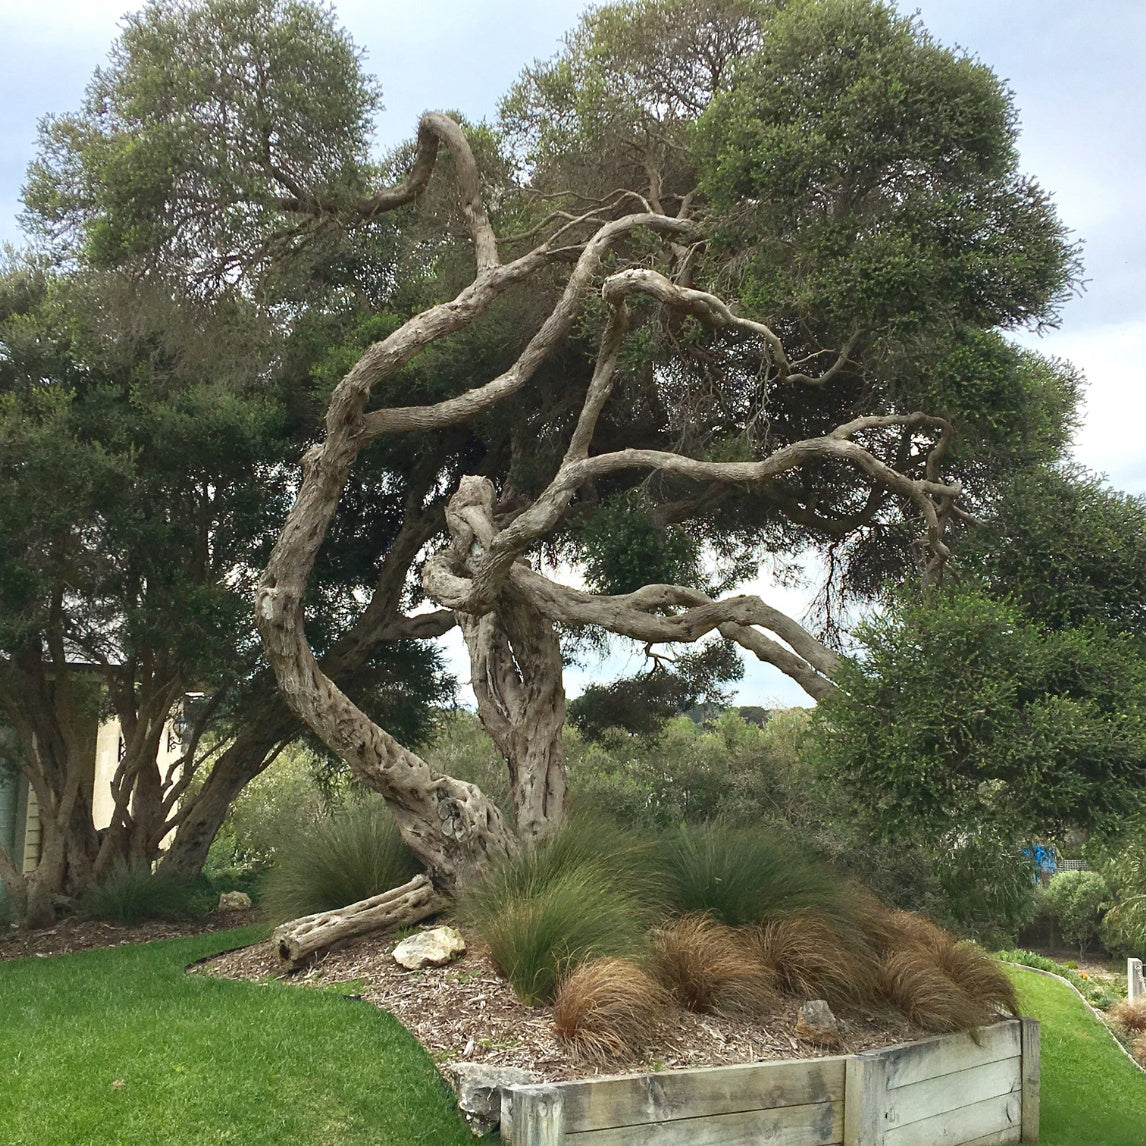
[
  {"left": 813, "top": 586, "right": 1146, "bottom": 843},
  {"left": 0, "top": 0, "right": 460, "bottom": 925},
  {"left": 16, "top": 0, "right": 1079, "bottom": 909}
]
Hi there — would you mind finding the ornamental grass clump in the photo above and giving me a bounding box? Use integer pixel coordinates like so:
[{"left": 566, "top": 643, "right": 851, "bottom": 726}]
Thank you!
[
  {"left": 75, "top": 858, "right": 214, "bottom": 925},
  {"left": 878, "top": 947, "right": 982, "bottom": 1032},
  {"left": 1110, "top": 998, "right": 1146, "bottom": 1034},
  {"left": 656, "top": 824, "right": 850, "bottom": 928},
  {"left": 261, "top": 797, "right": 423, "bottom": 923},
  {"left": 459, "top": 816, "right": 658, "bottom": 1004},
  {"left": 650, "top": 913, "right": 778, "bottom": 1018},
  {"left": 752, "top": 911, "right": 879, "bottom": 1008},
  {"left": 870, "top": 906, "right": 1019, "bottom": 1029},
  {"left": 553, "top": 957, "right": 673, "bottom": 1061}
]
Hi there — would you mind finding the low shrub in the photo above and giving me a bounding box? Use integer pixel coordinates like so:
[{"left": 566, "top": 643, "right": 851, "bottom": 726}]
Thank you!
[
  {"left": 75, "top": 859, "right": 214, "bottom": 925},
  {"left": 650, "top": 914, "right": 777, "bottom": 1018},
  {"left": 260, "top": 797, "right": 423, "bottom": 923},
  {"left": 553, "top": 957, "right": 672, "bottom": 1061}
]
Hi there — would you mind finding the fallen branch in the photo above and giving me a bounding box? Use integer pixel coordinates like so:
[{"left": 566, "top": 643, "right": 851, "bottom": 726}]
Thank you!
[{"left": 272, "top": 873, "right": 446, "bottom": 968}]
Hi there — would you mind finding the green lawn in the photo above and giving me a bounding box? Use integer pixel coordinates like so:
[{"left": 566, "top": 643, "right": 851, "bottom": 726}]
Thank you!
[
  {"left": 0, "top": 927, "right": 475, "bottom": 1145},
  {"left": 1009, "top": 965, "right": 1146, "bottom": 1146}
]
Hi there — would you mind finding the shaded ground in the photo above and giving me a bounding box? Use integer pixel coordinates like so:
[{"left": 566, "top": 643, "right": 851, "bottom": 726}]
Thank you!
[{"left": 0, "top": 910, "right": 259, "bottom": 962}]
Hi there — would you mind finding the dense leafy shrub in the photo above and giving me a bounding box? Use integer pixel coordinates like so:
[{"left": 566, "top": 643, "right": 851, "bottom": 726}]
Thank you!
[
  {"left": 261, "top": 797, "right": 423, "bottom": 924},
  {"left": 1096, "top": 831, "right": 1146, "bottom": 958},
  {"left": 75, "top": 859, "right": 214, "bottom": 925},
  {"left": 1044, "top": 870, "right": 1112, "bottom": 958}
]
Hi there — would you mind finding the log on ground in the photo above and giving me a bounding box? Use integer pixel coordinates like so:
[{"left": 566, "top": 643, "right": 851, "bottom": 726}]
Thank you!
[{"left": 272, "top": 873, "right": 446, "bottom": 967}]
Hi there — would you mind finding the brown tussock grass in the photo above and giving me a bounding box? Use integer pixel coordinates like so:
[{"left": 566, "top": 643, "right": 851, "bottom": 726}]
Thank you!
[
  {"left": 933, "top": 940, "right": 1020, "bottom": 1019},
  {"left": 1111, "top": 997, "right": 1146, "bottom": 1034},
  {"left": 650, "top": 914, "right": 778, "bottom": 1018},
  {"left": 752, "top": 912, "right": 880, "bottom": 1007},
  {"left": 879, "top": 948, "right": 985, "bottom": 1032},
  {"left": 1134, "top": 1032, "right": 1146, "bottom": 1068},
  {"left": 552, "top": 957, "right": 673, "bottom": 1062}
]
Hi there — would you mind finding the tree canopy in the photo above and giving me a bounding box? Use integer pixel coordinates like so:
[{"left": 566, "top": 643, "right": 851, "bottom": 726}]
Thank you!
[{"left": 1, "top": 0, "right": 1096, "bottom": 916}]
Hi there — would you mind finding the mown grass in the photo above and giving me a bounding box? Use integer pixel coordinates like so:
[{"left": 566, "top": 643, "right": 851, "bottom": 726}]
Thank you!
[
  {"left": 1009, "top": 965, "right": 1146, "bottom": 1146},
  {"left": 0, "top": 927, "right": 474, "bottom": 1146}
]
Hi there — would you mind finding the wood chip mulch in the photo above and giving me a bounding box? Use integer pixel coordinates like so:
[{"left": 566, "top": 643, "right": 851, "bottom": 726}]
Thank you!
[{"left": 194, "top": 923, "right": 931, "bottom": 1083}]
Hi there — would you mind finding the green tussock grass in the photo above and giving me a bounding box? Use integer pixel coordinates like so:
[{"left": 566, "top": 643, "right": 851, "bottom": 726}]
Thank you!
[
  {"left": 0, "top": 927, "right": 473, "bottom": 1145},
  {"left": 1008, "top": 965, "right": 1146, "bottom": 1146},
  {"left": 261, "top": 798, "right": 424, "bottom": 924},
  {"left": 655, "top": 823, "right": 854, "bottom": 929},
  {"left": 74, "top": 859, "right": 215, "bottom": 925}
]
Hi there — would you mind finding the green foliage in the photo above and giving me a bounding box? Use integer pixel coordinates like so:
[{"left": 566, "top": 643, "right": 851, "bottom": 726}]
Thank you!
[
  {"left": 814, "top": 585, "right": 1146, "bottom": 841},
  {"left": 25, "top": 0, "right": 381, "bottom": 292},
  {"left": 261, "top": 798, "right": 423, "bottom": 923},
  {"left": 74, "top": 860, "right": 215, "bottom": 926},
  {"left": 1098, "top": 833, "right": 1146, "bottom": 958},
  {"left": 695, "top": 0, "right": 1074, "bottom": 339},
  {"left": 458, "top": 816, "right": 659, "bottom": 1003},
  {"left": 568, "top": 709, "right": 818, "bottom": 830},
  {"left": 959, "top": 465, "right": 1146, "bottom": 637},
  {"left": 1044, "top": 871, "right": 1112, "bottom": 959},
  {"left": 929, "top": 831, "right": 1040, "bottom": 947},
  {"left": 655, "top": 821, "right": 854, "bottom": 929},
  {"left": 574, "top": 493, "right": 701, "bottom": 595}
]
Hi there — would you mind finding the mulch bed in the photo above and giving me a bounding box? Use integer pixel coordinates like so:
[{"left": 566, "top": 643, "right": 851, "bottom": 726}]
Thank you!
[{"left": 195, "top": 922, "right": 929, "bottom": 1083}]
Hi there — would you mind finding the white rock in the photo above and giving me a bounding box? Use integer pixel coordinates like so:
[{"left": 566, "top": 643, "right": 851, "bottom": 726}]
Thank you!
[
  {"left": 216, "top": 890, "right": 252, "bottom": 912},
  {"left": 392, "top": 925, "right": 466, "bottom": 969}
]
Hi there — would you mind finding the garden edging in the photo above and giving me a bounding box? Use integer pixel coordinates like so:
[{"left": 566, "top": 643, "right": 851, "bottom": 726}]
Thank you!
[{"left": 499, "top": 1016, "right": 1038, "bottom": 1145}]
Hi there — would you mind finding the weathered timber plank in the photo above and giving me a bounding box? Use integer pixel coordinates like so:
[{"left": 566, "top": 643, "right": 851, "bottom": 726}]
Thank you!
[
  {"left": 557, "top": 1057, "right": 846, "bottom": 1131},
  {"left": 958, "top": 1130, "right": 1022, "bottom": 1146},
  {"left": 887, "top": 1057, "right": 1021, "bottom": 1127},
  {"left": 845, "top": 1051, "right": 888, "bottom": 1146},
  {"left": 883, "top": 1022, "right": 1022, "bottom": 1090},
  {"left": 564, "top": 1099, "right": 843, "bottom": 1146},
  {"left": 884, "top": 1092, "right": 1020, "bottom": 1146},
  {"left": 502, "top": 1085, "right": 565, "bottom": 1146},
  {"left": 1019, "top": 1017, "right": 1040, "bottom": 1145}
]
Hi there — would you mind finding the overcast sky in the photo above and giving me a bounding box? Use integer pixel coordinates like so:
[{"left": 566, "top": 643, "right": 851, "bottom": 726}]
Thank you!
[{"left": 1, "top": 1, "right": 1142, "bottom": 707}]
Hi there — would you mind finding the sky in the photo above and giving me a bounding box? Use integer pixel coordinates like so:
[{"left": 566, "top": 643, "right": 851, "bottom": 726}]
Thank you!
[{"left": 1, "top": 0, "right": 1143, "bottom": 708}]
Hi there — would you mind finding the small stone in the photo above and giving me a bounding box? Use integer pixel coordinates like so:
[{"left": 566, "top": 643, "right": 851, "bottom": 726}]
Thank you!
[
  {"left": 448, "top": 1063, "right": 541, "bottom": 1136},
  {"left": 216, "top": 891, "right": 252, "bottom": 912},
  {"left": 392, "top": 925, "right": 466, "bottom": 969},
  {"left": 795, "top": 998, "right": 841, "bottom": 1048}
]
